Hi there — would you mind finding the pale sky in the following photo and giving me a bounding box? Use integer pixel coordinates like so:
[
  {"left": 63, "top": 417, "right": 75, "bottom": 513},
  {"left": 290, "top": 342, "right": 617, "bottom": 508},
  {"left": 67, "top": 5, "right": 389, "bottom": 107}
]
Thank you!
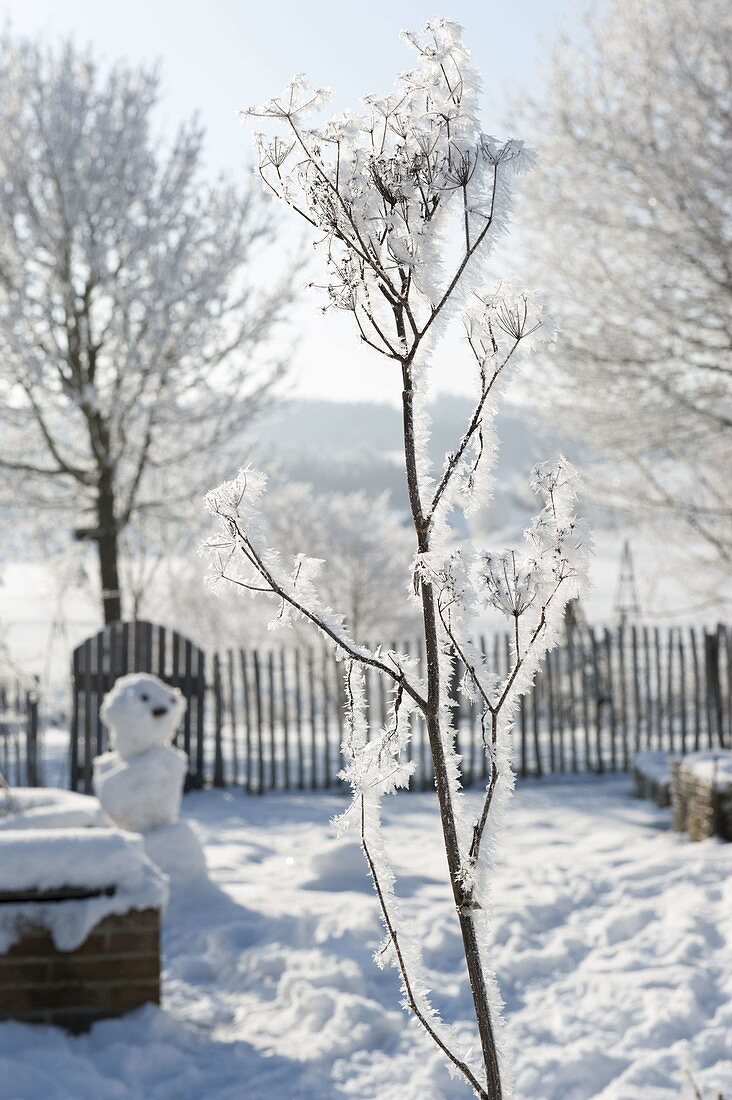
[{"left": 1, "top": 0, "right": 571, "bottom": 403}]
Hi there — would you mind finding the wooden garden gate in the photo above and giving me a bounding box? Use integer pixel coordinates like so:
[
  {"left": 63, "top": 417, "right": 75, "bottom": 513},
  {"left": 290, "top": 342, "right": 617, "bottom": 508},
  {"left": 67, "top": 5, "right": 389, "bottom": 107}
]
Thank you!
[{"left": 70, "top": 621, "right": 206, "bottom": 793}]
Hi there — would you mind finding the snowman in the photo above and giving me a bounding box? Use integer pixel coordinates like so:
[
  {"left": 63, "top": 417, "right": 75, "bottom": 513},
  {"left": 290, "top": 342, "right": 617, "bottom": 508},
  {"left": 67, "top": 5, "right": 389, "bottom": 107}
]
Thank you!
[{"left": 93, "top": 673, "right": 207, "bottom": 882}]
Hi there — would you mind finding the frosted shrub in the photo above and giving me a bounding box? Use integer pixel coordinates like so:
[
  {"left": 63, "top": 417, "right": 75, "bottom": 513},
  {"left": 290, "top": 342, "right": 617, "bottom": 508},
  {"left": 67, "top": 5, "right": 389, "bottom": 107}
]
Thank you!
[{"left": 204, "top": 20, "right": 589, "bottom": 1098}]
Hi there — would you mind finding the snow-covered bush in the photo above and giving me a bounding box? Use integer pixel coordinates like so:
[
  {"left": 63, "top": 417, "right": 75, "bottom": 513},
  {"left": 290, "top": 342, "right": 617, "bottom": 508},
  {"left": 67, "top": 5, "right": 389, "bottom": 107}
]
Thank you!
[{"left": 204, "top": 19, "right": 589, "bottom": 1098}]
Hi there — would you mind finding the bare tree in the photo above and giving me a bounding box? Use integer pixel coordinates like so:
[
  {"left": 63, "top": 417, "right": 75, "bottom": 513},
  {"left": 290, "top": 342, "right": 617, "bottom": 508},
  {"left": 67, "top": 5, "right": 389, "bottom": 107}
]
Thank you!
[
  {"left": 517, "top": 0, "right": 732, "bottom": 589},
  {"left": 0, "top": 33, "right": 296, "bottom": 623},
  {"left": 264, "top": 484, "right": 418, "bottom": 641},
  {"left": 204, "top": 21, "right": 588, "bottom": 1097},
  {"left": 130, "top": 483, "right": 417, "bottom": 649}
]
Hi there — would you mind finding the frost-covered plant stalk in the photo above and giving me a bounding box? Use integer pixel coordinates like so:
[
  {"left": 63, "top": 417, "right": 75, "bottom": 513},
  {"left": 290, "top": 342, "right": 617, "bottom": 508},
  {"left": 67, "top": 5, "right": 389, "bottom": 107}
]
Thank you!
[{"left": 205, "top": 20, "right": 589, "bottom": 1098}]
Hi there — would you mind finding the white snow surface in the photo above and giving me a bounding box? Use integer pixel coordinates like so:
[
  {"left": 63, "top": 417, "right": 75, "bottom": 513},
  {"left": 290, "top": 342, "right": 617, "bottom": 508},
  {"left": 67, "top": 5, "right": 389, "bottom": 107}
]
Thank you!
[
  {"left": 93, "top": 745, "right": 187, "bottom": 832},
  {"left": 0, "top": 776, "right": 730, "bottom": 1099},
  {"left": 680, "top": 750, "right": 732, "bottom": 789},
  {"left": 0, "top": 828, "right": 168, "bottom": 953},
  {"left": 0, "top": 788, "right": 105, "bottom": 831},
  {"left": 633, "top": 751, "right": 679, "bottom": 785},
  {"left": 143, "top": 820, "right": 208, "bottom": 886},
  {"left": 0, "top": 827, "right": 150, "bottom": 895}
]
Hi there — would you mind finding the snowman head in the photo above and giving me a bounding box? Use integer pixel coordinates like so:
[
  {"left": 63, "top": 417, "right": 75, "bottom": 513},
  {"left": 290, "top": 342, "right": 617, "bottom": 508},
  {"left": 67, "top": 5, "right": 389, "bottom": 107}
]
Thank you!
[{"left": 101, "top": 672, "right": 187, "bottom": 759}]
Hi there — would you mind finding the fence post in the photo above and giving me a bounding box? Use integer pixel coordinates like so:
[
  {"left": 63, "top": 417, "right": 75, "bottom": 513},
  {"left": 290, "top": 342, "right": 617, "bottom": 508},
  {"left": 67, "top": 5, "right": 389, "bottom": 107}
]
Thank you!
[
  {"left": 240, "top": 649, "right": 253, "bottom": 793},
  {"left": 227, "top": 649, "right": 239, "bottom": 787},
  {"left": 666, "top": 627, "right": 675, "bottom": 754},
  {"left": 631, "top": 624, "right": 642, "bottom": 754},
  {"left": 267, "top": 651, "right": 277, "bottom": 789},
  {"left": 588, "top": 627, "right": 604, "bottom": 773},
  {"left": 195, "top": 648, "right": 206, "bottom": 787},
  {"left": 212, "top": 652, "right": 225, "bottom": 788},
  {"left": 321, "top": 648, "right": 332, "bottom": 789},
  {"left": 252, "top": 649, "right": 265, "bottom": 793},
  {"left": 294, "top": 648, "right": 304, "bottom": 791},
  {"left": 566, "top": 627, "right": 579, "bottom": 773},
  {"left": 70, "top": 647, "right": 81, "bottom": 791},
  {"left": 280, "top": 649, "right": 290, "bottom": 791},
  {"left": 603, "top": 628, "right": 617, "bottom": 771},
  {"left": 678, "top": 628, "right": 688, "bottom": 755},
  {"left": 617, "top": 626, "right": 629, "bottom": 770},
  {"left": 25, "top": 683, "right": 39, "bottom": 787}
]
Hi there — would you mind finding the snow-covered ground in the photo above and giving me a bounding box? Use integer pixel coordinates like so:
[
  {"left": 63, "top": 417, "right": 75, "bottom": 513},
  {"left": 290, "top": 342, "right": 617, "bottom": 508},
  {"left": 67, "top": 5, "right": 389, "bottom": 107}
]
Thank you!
[{"left": 0, "top": 776, "right": 730, "bottom": 1099}]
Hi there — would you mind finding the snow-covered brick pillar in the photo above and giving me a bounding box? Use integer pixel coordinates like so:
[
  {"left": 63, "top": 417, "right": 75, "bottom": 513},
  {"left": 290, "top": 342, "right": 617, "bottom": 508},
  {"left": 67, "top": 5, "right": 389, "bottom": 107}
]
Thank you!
[
  {"left": 632, "top": 751, "right": 679, "bottom": 808},
  {"left": 671, "top": 751, "right": 732, "bottom": 842},
  {"left": 0, "top": 828, "right": 167, "bottom": 1031}
]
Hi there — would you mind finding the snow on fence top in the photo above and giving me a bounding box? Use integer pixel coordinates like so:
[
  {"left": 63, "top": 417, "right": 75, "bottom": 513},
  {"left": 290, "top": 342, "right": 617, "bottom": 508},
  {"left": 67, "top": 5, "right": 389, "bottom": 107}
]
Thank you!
[{"left": 0, "top": 828, "right": 168, "bottom": 952}]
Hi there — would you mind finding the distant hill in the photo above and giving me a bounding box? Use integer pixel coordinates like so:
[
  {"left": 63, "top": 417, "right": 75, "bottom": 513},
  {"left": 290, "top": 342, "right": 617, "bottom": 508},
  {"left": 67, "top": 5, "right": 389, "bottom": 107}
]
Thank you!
[{"left": 250, "top": 394, "right": 559, "bottom": 536}]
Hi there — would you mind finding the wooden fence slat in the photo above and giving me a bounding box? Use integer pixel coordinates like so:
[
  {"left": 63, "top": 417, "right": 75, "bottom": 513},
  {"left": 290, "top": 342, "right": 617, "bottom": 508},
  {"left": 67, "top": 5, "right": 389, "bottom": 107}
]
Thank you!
[
  {"left": 416, "top": 637, "right": 430, "bottom": 791},
  {"left": 654, "top": 627, "right": 663, "bottom": 749},
  {"left": 252, "top": 649, "right": 264, "bottom": 793},
  {"left": 82, "top": 639, "right": 93, "bottom": 793},
  {"left": 183, "top": 639, "right": 193, "bottom": 766},
  {"left": 240, "top": 649, "right": 253, "bottom": 793},
  {"left": 156, "top": 624, "right": 166, "bottom": 681},
  {"left": 71, "top": 646, "right": 81, "bottom": 791},
  {"left": 678, "top": 628, "right": 688, "bottom": 755},
  {"left": 546, "top": 639, "right": 556, "bottom": 773},
  {"left": 94, "top": 630, "right": 104, "bottom": 756},
  {"left": 532, "top": 640, "right": 543, "bottom": 777},
  {"left": 617, "top": 626, "right": 629, "bottom": 771},
  {"left": 567, "top": 628, "right": 579, "bottom": 773},
  {"left": 307, "top": 649, "right": 317, "bottom": 790},
  {"left": 195, "top": 647, "right": 205, "bottom": 787},
  {"left": 25, "top": 685, "right": 39, "bottom": 787},
  {"left": 642, "top": 626, "right": 653, "bottom": 751},
  {"left": 705, "top": 628, "right": 723, "bottom": 747},
  {"left": 281, "top": 649, "right": 290, "bottom": 791},
  {"left": 294, "top": 648, "right": 304, "bottom": 791},
  {"left": 690, "top": 626, "right": 702, "bottom": 751},
  {"left": 721, "top": 624, "right": 731, "bottom": 748},
  {"left": 212, "top": 652, "right": 225, "bottom": 788},
  {"left": 588, "top": 627, "right": 604, "bottom": 773},
  {"left": 631, "top": 624, "right": 642, "bottom": 755},
  {"left": 604, "top": 628, "right": 617, "bottom": 771},
  {"left": 322, "top": 649, "right": 332, "bottom": 789},
  {"left": 554, "top": 644, "right": 566, "bottom": 773},
  {"left": 666, "top": 627, "right": 675, "bottom": 754},
  {"left": 227, "top": 649, "right": 239, "bottom": 787},
  {"left": 268, "top": 650, "right": 277, "bottom": 790}
]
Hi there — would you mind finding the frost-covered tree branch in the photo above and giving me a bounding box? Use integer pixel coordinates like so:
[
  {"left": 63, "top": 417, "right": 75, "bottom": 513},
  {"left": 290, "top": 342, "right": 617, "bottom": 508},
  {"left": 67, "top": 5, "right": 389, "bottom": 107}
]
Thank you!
[
  {"left": 205, "top": 20, "right": 589, "bottom": 1098},
  {"left": 204, "top": 469, "right": 428, "bottom": 711}
]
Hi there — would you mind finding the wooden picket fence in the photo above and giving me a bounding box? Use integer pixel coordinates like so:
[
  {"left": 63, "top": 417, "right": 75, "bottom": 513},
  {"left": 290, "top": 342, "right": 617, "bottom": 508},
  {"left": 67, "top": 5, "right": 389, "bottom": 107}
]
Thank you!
[
  {"left": 69, "top": 621, "right": 730, "bottom": 794},
  {"left": 209, "top": 623, "right": 731, "bottom": 792},
  {"left": 0, "top": 678, "right": 41, "bottom": 788}
]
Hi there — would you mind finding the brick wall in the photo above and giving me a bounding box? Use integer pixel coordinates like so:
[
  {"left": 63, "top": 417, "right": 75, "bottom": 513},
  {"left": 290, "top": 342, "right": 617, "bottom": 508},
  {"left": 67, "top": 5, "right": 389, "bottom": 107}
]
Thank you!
[{"left": 0, "top": 907, "right": 161, "bottom": 1032}]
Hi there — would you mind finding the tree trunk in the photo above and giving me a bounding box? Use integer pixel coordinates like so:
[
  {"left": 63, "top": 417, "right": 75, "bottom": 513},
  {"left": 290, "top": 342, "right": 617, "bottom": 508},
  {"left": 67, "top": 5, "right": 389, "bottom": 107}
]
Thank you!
[
  {"left": 97, "top": 476, "right": 122, "bottom": 624},
  {"left": 401, "top": 363, "right": 503, "bottom": 1099}
]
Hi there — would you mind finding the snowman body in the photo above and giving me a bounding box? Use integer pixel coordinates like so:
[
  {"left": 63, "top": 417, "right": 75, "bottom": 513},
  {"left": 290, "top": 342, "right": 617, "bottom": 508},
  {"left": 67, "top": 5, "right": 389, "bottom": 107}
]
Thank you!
[
  {"left": 93, "top": 744, "right": 187, "bottom": 832},
  {"left": 93, "top": 673, "right": 188, "bottom": 834}
]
